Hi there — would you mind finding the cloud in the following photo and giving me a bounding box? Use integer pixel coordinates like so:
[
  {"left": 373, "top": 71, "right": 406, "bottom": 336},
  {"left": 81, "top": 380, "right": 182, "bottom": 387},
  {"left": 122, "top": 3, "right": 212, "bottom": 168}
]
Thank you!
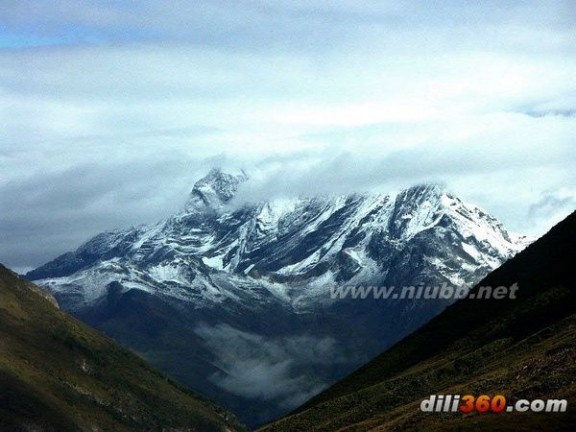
[
  {"left": 527, "top": 188, "right": 576, "bottom": 234},
  {"left": 228, "top": 112, "right": 575, "bottom": 209},
  {"left": 0, "top": 153, "right": 222, "bottom": 272},
  {"left": 194, "top": 324, "right": 352, "bottom": 410},
  {"left": 0, "top": 1, "right": 574, "bottom": 271}
]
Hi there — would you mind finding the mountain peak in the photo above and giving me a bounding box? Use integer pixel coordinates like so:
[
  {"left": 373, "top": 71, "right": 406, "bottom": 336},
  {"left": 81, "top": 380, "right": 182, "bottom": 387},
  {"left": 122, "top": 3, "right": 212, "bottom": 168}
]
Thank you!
[
  {"left": 400, "top": 183, "right": 446, "bottom": 200},
  {"left": 185, "top": 168, "right": 248, "bottom": 213}
]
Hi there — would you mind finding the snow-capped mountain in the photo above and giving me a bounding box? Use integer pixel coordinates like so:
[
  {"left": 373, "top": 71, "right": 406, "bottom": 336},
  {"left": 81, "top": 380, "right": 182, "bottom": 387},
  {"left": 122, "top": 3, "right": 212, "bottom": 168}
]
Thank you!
[{"left": 27, "top": 168, "right": 531, "bottom": 427}]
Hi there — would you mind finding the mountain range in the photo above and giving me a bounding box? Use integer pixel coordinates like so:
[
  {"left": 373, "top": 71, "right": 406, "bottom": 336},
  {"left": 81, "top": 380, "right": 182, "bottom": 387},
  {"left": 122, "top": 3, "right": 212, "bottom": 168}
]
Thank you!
[{"left": 26, "top": 169, "right": 532, "bottom": 426}]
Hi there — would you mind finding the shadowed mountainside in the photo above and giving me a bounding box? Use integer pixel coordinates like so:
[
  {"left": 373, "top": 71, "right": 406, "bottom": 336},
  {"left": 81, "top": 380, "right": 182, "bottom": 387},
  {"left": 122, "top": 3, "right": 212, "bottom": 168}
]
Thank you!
[
  {"left": 0, "top": 264, "right": 244, "bottom": 432},
  {"left": 259, "top": 210, "right": 576, "bottom": 431}
]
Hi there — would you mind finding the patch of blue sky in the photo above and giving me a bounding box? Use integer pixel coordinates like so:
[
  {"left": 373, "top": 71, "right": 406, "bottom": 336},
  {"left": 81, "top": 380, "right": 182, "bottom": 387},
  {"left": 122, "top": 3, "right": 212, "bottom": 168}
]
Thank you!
[{"left": 0, "top": 33, "right": 64, "bottom": 48}]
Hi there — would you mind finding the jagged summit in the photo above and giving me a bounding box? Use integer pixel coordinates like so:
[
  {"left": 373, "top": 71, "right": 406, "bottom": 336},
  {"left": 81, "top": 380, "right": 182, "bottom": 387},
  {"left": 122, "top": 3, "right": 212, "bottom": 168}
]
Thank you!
[
  {"left": 27, "top": 171, "right": 528, "bottom": 289},
  {"left": 185, "top": 168, "right": 248, "bottom": 213},
  {"left": 402, "top": 183, "right": 445, "bottom": 197}
]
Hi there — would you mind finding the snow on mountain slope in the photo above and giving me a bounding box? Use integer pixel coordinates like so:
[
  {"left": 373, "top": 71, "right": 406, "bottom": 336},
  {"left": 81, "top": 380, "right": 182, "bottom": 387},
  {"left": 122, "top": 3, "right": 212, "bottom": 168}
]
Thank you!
[
  {"left": 26, "top": 169, "right": 533, "bottom": 427},
  {"left": 29, "top": 173, "right": 526, "bottom": 309}
]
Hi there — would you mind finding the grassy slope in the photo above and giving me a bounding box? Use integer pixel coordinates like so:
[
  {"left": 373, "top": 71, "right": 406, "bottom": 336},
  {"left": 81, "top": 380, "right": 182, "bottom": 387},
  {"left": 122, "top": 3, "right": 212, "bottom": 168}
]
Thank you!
[
  {"left": 0, "top": 264, "right": 244, "bottom": 432},
  {"left": 259, "top": 211, "right": 576, "bottom": 432}
]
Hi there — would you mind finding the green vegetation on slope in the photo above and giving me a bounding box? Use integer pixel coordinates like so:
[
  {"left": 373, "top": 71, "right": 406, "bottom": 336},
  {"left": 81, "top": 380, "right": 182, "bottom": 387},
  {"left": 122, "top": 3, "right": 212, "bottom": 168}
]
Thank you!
[
  {"left": 0, "top": 264, "right": 244, "bottom": 432},
  {"left": 260, "top": 211, "right": 576, "bottom": 432}
]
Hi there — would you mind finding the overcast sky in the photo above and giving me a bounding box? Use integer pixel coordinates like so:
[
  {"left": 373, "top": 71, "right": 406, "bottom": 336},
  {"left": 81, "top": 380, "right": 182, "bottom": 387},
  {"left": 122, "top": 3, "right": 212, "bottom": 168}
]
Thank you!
[{"left": 1, "top": 1, "right": 575, "bottom": 273}]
